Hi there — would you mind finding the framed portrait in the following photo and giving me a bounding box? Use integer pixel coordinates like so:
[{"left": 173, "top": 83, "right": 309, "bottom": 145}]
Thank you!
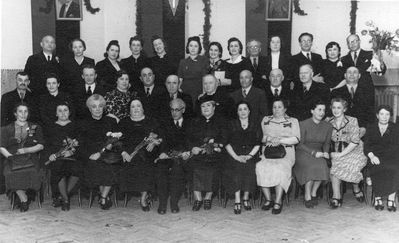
[
  {"left": 56, "top": 0, "right": 83, "bottom": 21},
  {"left": 265, "top": 0, "right": 292, "bottom": 21}
]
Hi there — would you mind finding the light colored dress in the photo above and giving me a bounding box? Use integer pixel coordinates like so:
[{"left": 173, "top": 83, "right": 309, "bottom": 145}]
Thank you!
[
  {"left": 326, "top": 116, "right": 367, "bottom": 183},
  {"left": 256, "top": 115, "right": 300, "bottom": 191}
]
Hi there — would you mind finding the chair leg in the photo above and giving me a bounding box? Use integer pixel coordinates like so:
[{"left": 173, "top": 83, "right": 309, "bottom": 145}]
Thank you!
[
  {"left": 37, "top": 191, "right": 42, "bottom": 209},
  {"left": 10, "top": 191, "right": 16, "bottom": 211},
  {"left": 258, "top": 187, "right": 264, "bottom": 207},
  {"left": 113, "top": 188, "right": 118, "bottom": 208},
  {"left": 78, "top": 188, "right": 82, "bottom": 208},
  {"left": 124, "top": 193, "right": 128, "bottom": 207},
  {"left": 250, "top": 193, "right": 255, "bottom": 209},
  {"left": 88, "top": 189, "right": 93, "bottom": 208},
  {"left": 223, "top": 192, "right": 228, "bottom": 208}
]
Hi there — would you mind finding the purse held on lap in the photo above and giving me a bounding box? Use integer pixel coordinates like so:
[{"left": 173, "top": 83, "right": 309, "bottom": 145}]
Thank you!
[
  {"left": 264, "top": 145, "right": 286, "bottom": 159},
  {"left": 8, "top": 154, "right": 35, "bottom": 171}
]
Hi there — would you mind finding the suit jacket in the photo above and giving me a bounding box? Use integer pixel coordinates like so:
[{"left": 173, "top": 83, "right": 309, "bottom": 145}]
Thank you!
[
  {"left": 160, "top": 118, "right": 191, "bottom": 153},
  {"left": 95, "top": 58, "right": 120, "bottom": 92},
  {"left": 230, "top": 86, "right": 268, "bottom": 121},
  {"left": 148, "top": 54, "right": 177, "bottom": 86},
  {"left": 59, "top": 1, "right": 80, "bottom": 18},
  {"left": 244, "top": 56, "right": 268, "bottom": 89},
  {"left": 291, "top": 52, "right": 323, "bottom": 87},
  {"left": 72, "top": 82, "right": 106, "bottom": 121},
  {"left": 60, "top": 55, "right": 95, "bottom": 93},
  {"left": 39, "top": 91, "right": 75, "bottom": 128},
  {"left": 265, "top": 52, "right": 293, "bottom": 83},
  {"left": 120, "top": 55, "right": 149, "bottom": 90},
  {"left": 264, "top": 83, "right": 292, "bottom": 115},
  {"left": 331, "top": 84, "right": 375, "bottom": 128},
  {"left": 136, "top": 85, "right": 169, "bottom": 122},
  {"left": 24, "top": 52, "right": 61, "bottom": 95},
  {"left": 1, "top": 89, "right": 39, "bottom": 126},
  {"left": 195, "top": 89, "right": 235, "bottom": 119},
  {"left": 291, "top": 81, "right": 330, "bottom": 121}
]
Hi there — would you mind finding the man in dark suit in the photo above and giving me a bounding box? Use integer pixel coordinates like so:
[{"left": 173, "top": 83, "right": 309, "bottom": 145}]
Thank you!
[
  {"left": 155, "top": 98, "right": 191, "bottom": 214},
  {"left": 264, "top": 68, "right": 292, "bottom": 115},
  {"left": 331, "top": 66, "right": 374, "bottom": 137},
  {"left": 59, "top": 0, "right": 80, "bottom": 18},
  {"left": 341, "top": 34, "right": 385, "bottom": 91},
  {"left": 291, "top": 32, "right": 324, "bottom": 89},
  {"left": 165, "top": 75, "right": 194, "bottom": 119},
  {"left": 1, "top": 72, "right": 39, "bottom": 126},
  {"left": 230, "top": 70, "right": 268, "bottom": 121},
  {"left": 244, "top": 39, "right": 268, "bottom": 89},
  {"left": 72, "top": 64, "right": 106, "bottom": 121},
  {"left": 136, "top": 67, "right": 169, "bottom": 121},
  {"left": 291, "top": 64, "right": 330, "bottom": 121},
  {"left": 24, "top": 35, "right": 61, "bottom": 95},
  {"left": 121, "top": 36, "right": 149, "bottom": 90}
]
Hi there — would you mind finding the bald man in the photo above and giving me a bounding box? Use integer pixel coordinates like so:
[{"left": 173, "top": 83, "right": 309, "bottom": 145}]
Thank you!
[{"left": 24, "top": 35, "right": 61, "bottom": 95}]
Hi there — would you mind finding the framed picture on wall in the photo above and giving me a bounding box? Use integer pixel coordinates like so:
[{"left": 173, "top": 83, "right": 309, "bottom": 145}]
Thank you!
[
  {"left": 56, "top": 0, "right": 83, "bottom": 21},
  {"left": 265, "top": 0, "right": 292, "bottom": 21}
]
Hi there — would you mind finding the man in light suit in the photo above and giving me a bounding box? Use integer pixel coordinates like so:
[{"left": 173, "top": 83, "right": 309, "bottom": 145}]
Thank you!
[
  {"left": 59, "top": 0, "right": 80, "bottom": 18},
  {"left": 230, "top": 70, "right": 268, "bottom": 121}
]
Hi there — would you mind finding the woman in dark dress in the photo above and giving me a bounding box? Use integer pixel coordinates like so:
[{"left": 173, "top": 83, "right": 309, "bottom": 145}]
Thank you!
[
  {"left": 294, "top": 101, "right": 332, "bottom": 208},
  {"left": 0, "top": 103, "right": 45, "bottom": 212},
  {"left": 95, "top": 40, "right": 121, "bottom": 92},
  {"left": 208, "top": 42, "right": 231, "bottom": 90},
  {"left": 187, "top": 95, "right": 228, "bottom": 211},
  {"left": 119, "top": 98, "right": 162, "bottom": 211},
  {"left": 224, "top": 101, "right": 261, "bottom": 214},
  {"left": 178, "top": 36, "right": 209, "bottom": 104},
  {"left": 45, "top": 102, "right": 81, "bottom": 211},
  {"left": 266, "top": 35, "right": 292, "bottom": 84},
  {"left": 60, "top": 38, "right": 95, "bottom": 93},
  {"left": 321, "top": 42, "right": 345, "bottom": 90},
  {"left": 80, "top": 94, "right": 121, "bottom": 210},
  {"left": 364, "top": 105, "right": 399, "bottom": 212},
  {"left": 149, "top": 35, "right": 177, "bottom": 86},
  {"left": 225, "top": 37, "right": 251, "bottom": 92}
]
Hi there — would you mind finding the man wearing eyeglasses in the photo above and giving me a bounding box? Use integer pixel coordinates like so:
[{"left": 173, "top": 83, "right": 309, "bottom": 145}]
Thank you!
[
  {"left": 155, "top": 98, "right": 191, "bottom": 214},
  {"left": 244, "top": 39, "right": 268, "bottom": 90}
]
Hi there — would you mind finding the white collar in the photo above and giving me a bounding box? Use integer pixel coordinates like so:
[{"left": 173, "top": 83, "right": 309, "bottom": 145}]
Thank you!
[
  {"left": 85, "top": 83, "right": 96, "bottom": 89},
  {"left": 227, "top": 55, "right": 243, "bottom": 64},
  {"left": 271, "top": 52, "right": 280, "bottom": 56},
  {"left": 43, "top": 52, "right": 53, "bottom": 60},
  {"left": 301, "top": 51, "right": 311, "bottom": 57},
  {"left": 242, "top": 85, "right": 252, "bottom": 94},
  {"left": 346, "top": 83, "right": 358, "bottom": 90},
  {"left": 144, "top": 85, "right": 155, "bottom": 94},
  {"left": 270, "top": 85, "right": 282, "bottom": 93},
  {"left": 174, "top": 117, "right": 184, "bottom": 126}
]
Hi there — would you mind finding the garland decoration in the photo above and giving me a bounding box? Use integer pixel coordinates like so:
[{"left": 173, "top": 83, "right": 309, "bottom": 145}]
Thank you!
[
  {"left": 136, "top": 0, "right": 143, "bottom": 39},
  {"left": 39, "top": 0, "right": 53, "bottom": 14},
  {"left": 293, "top": 0, "right": 307, "bottom": 16},
  {"left": 202, "top": 0, "right": 211, "bottom": 51},
  {"left": 83, "top": 0, "right": 100, "bottom": 14},
  {"left": 349, "top": 0, "right": 358, "bottom": 34}
]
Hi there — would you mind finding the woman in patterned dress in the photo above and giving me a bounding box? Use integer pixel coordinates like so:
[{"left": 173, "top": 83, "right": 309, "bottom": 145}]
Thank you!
[
  {"left": 326, "top": 98, "right": 367, "bottom": 208},
  {"left": 256, "top": 99, "right": 300, "bottom": 214}
]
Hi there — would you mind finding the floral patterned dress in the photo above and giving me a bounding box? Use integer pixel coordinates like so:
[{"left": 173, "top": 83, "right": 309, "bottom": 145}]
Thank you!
[{"left": 104, "top": 89, "right": 136, "bottom": 120}]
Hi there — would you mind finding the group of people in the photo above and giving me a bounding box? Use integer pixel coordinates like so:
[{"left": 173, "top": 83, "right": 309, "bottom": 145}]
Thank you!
[{"left": 1, "top": 32, "right": 398, "bottom": 216}]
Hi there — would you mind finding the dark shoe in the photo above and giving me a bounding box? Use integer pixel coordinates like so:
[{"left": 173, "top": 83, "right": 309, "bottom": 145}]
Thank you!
[
  {"left": 304, "top": 200, "right": 314, "bottom": 208},
  {"left": 52, "top": 196, "right": 63, "bottom": 208},
  {"left": 99, "top": 196, "right": 112, "bottom": 210},
  {"left": 203, "top": 199, "right": 212, "bottom": 210},
  {"left": 374, "top": 198, "right": 384, "bottom": 211},
  {"left": 141, "top": 196, "right": 152, "bottom": 212},
  {"left": 243, "top": 200, "right": 252, "bottom": 211},
  {"left": 20, "top": 201, "right": 29, "bottom": 212},
  {"left": 171, "top": 207, "right": 180, "bottom": 214},
  {"left": 157, "top": 208, "right": 166, "bottom": 215},
  {"left": 61, "top": 200, "right": 70, "bottom": 211},
  {"left": 261, "top": 200, "right": 274, "bottom": 211},
  {"left": 234, "top": 203, "right": 241, "bottom": 215},
  {"left": 311, "top": 196, "right": 318, "bottom": 206},
  {"left": 353, "top": 190, "right": 365, "bottom": 203},
  {"left": 272, "top": 203, "right": 283, "bottom": 215},
  {"left": 329, "top": 198, "right": 342, "bottom": 209},
  {"left": 387, "top": 200, "right": 397, "bottom": 212},
  {"left": 192, "top": 200, "right": 203, "bottom": 211}
]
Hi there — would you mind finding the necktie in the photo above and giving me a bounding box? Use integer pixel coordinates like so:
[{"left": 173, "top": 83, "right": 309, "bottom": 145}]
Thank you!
[
  {"left": 303, "top": 87, "right": 308, "bottom": 94},
  {"left": 306, "top": 53, "right": 311, "bottom": 61},
  {"left": 175, "top": 120, "right": 180, "bottom": 128},
  {"left": 87, "top": 85, "right": 92, "bottom": 96},
  {"left": 353, "top": 52, "right": 358, "bottom": 65},
  {"left": 253, "top": 58, "right": 258, "bottom": 70},
  {"left": 20, "top": 92, "right": 25, "bottom": 100},
  {"left": 47, "top": 55, "right": 51, "bottom": 62},
  {"left": 146, "top": 87, "right": 150, "bottom": 97},
  {"left": 242, "top": 89, "right": 247, "bottom": 98},
  {"left": 274, "top": 88, "right": 279, "bottom": 97},
  {"left": 170, "top": 94, "right": 174, "bottom": 101},
  {"left": 350, "top": 86, "right": 355, "bottom": 99}
]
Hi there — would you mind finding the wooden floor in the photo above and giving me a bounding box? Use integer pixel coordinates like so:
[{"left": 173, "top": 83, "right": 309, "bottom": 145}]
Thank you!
[{"left": 0, "top": 192, "right": 398, "bottom": 243}]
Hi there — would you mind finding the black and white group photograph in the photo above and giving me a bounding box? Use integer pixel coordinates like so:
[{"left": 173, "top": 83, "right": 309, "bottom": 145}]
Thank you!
[{"left": 1, "top": 0, "right": 399, "bottom": 242}]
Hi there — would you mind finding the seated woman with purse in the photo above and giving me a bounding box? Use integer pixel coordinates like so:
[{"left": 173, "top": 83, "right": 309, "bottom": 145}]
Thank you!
[
  {"left": 0, "top": 103, "right": 45, "bottom": 212},
  {"left": 256, "top": 99, "right": 300, "bottom": 214}
]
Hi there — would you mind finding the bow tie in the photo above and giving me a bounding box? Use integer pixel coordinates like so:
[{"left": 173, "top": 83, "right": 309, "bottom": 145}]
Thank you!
[{"left": 283, "top": 123, "right": 292, "bottom": 128}]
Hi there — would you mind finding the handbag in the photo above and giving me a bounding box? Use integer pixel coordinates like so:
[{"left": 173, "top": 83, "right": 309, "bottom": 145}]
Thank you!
[
  {"left": 264, "top": 145, "right": 286, "bottom": 159},
  {"left": 8, "top": 154, "right": 35, "bottom": 171}
]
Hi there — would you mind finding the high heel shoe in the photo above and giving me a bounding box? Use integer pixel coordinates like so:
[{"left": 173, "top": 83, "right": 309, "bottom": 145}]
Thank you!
[
  {"left": 374, "top": 198, "right": 384, "bottom": 211},
  {"left": 329, "top": 198, "right": 342, "bottom": 209},
  {"left": 192, "top": 200, "right": 203, "bottom": 211},
  {"left": 304, "top": 199, "right": 314, "bottom": 208},
  {"left": 353, "top": 190, "right": 365, "bottom": 203},
  {"left": 261, "top": 200, "right": 274, "bottom": 211},
  {"left": 272, "top": 203, "right": 283, "bottom": 215},
  {"left": 203, "top": 199, "right": 212, "bottom": 210},
  {"left": 242, "top": 200, "right": 252, "bottom": 211},
  {"left": 234, "top": 203, "right": 241, "bottom": 214},
  {"left": 311, "top": 196, "right": 318, "bottom": 206},
  {"left": 20, "top": 201, "right": 29, "bottom": 212},
  {"left": 99, "top": 196, "right": 112, "bottom": 210},
  {"left": 61, "top": 199, "right": 70, "bottom": 211},
  {"left": 387, "top": 200, "right": 397, "bottom": 212}
]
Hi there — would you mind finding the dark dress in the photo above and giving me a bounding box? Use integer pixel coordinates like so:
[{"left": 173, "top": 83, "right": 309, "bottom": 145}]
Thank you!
[
  {"left": 195, "top": 89, "right": 235, "bottom": 119},
  {"left": 149, "top": 54, "right": 177, "bottom": 86},
  {"left": 44, "top": 122, "right": 82, "bottom": 184},
  {"left": 59, "top": 55, "right": 95, "bottom": 93},
  {"left": 39, "top": 92, "right": 75, "bottom": 128},
  {"left": 225, "top": 56, "right": 252, "bottom": 92},
  {"left": 1, "top": 89, "right": 39, "bottom": 126},
  {"left": 79, "top": 116, "right": 120, "bottom": 187},
  {"left": 95, "top": 58, "right": 120, "bottom": 92},
  {"left": 178, "top": 55, "right": 209, "bottom": 104},
  {"left": 294, "top": 118, "right": 333, "bottom": 185},
  {"left": 120, "top": 55, "right": 149, "bottom": 89},
  {"left": 364, "top": 122, "right": 399, "bottom": 197},
  {"left": 1, "top": 122, "right": 45, "bottom": 191},
  {"left": 320, "top": 59, "right": 345, "bottom": 89},
  {"left": 223, "top": 119, "right": 261, "bottom": 194},
  {"left": 186, "top": 115, "right": 228, "bottom": 191},
  {"left": 118, "top": 117, "right": 161, "bottom": 193}
]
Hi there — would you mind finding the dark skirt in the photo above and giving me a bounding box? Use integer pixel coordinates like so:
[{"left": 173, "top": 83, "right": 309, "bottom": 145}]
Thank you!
[
  {"left": 119, "top": 155, "right": 154, "bottom": 193},
  {"left": 370, "top": 159, "right": 399, "bottom": 197},
  {"left": 193, "top": 167, "right": 218, "bottom": 192},
  {"left": 49, "top": 158, "right": 83, "bottom": 184},
  {"left": 3, "top": 160, "right": 44, "bottom": 191},
  {"left": 85, "top": 160, "right": 120, "bottom": 187},
  {"left": 223, "top": 158, "right": 257, "bottom": 194}
]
